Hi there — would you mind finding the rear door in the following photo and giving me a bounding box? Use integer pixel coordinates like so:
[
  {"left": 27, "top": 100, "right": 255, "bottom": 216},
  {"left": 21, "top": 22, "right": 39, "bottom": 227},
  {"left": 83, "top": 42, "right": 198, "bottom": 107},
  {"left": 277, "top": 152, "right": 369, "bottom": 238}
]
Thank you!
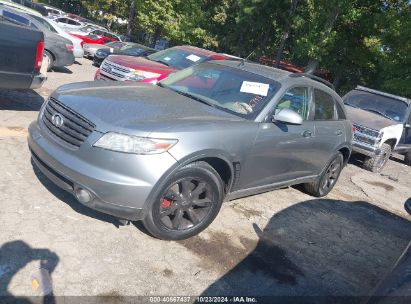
[{"left": 311, "top": 88, "right": 345, "bottom": 174}]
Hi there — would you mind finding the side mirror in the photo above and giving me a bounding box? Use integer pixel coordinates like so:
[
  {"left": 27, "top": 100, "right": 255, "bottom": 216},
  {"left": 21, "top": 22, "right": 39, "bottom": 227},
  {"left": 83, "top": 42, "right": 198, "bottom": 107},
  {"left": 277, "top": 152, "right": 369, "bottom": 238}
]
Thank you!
[{"left": 272, "top": 108, "right": 303, "bottom": 125}]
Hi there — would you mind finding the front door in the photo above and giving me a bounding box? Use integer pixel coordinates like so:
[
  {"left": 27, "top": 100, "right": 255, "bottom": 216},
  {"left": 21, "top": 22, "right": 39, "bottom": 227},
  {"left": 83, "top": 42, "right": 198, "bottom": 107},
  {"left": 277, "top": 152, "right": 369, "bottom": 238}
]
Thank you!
[{"left": 239, "top": 86, "right": 318, "bottom": 190}]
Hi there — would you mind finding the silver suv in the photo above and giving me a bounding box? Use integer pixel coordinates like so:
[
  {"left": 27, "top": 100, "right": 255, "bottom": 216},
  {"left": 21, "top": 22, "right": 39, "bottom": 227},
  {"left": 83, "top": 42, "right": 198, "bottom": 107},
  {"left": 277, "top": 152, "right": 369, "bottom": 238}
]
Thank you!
[{"left": 28, "top": 60, "right": 352, "bottom": 240}]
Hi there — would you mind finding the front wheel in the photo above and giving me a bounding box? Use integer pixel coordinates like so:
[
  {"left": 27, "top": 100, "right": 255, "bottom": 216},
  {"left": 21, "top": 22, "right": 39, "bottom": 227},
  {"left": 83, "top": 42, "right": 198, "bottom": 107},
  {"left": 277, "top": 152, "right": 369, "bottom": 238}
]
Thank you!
[
  {"left": 404, "top": 150, "right": 411, "bottom": 166},
  {"left": 304, "top": 153, "right": 344, "bottom": 197},
  {"left": 363, "top": 143, "right": 391, "bottom": 172},
  {"left": 143, "top": 161, "right": 224, "bottom": 240}
]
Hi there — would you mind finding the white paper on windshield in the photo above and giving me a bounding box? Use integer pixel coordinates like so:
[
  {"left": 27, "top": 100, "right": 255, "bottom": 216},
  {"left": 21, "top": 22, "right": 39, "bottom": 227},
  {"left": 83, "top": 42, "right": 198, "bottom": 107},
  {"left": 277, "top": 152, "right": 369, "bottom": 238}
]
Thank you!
[
  {"left": 186, "top": 54, "right": 201, "bottom": 62},
  {"left": 240, "top": 81, "right": 269, "bottom": 96},
  {"left": 109, "top": 48, "right": 114, "bottom": 53},
  {"left": 163, "top": 57, "right": 171, "bottom": 61}
]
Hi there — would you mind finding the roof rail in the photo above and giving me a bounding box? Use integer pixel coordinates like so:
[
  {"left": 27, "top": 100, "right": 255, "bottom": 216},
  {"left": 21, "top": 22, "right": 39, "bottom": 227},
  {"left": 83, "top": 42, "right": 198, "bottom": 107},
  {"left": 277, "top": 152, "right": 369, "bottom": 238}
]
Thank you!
[
  {"left": 355, "top": 86, "right": 411, "bottom": 104},
  {"left": 290, "top": 73, "right": 335, "bottom": 90}
]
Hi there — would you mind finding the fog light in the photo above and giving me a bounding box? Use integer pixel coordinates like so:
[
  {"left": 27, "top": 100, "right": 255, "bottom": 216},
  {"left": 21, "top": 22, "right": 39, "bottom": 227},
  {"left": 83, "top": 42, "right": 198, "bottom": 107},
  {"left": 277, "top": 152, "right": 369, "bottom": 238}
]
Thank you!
[{"left": 75, "top": 188, "right": 92, "bottom": 204}]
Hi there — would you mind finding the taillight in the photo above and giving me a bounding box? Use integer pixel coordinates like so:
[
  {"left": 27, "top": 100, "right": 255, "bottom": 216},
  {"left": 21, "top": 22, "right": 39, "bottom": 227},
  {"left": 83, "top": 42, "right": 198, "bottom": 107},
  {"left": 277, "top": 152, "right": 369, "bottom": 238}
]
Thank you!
[
  {"left": 66, "top": 43, "right": 74, "bottom": 52},
  {"left": 35, "top": 40, "right": 44, "bottom": 70}
]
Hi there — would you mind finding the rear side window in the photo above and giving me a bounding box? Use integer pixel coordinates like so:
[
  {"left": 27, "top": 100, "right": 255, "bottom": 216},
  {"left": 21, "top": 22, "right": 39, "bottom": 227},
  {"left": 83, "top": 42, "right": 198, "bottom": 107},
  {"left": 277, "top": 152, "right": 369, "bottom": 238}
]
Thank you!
[{"left": 313, "top": 89, "right": 335, "bottom": 120}]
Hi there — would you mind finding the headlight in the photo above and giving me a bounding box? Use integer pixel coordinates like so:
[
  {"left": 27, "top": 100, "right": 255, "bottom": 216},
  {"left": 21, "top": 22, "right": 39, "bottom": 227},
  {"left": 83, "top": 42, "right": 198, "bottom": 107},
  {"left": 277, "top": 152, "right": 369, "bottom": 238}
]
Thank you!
[
  {"left": 94, "top": 132, "right": 178, "bottom": 154},
  {"left": 126, "top": 70, "right": 161, "bottom": 81}
]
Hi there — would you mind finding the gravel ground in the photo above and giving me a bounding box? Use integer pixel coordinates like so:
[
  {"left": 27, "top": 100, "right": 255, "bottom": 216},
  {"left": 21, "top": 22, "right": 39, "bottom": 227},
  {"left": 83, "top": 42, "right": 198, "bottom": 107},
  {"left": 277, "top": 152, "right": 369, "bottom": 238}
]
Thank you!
[{"left": 0, "top": 58, "right": 410, "bottom": 302}]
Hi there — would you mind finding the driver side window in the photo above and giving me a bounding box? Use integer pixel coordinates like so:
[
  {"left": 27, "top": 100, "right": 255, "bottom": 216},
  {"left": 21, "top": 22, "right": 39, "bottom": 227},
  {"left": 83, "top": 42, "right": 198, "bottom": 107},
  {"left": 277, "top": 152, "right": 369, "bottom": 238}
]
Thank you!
[{"left": 274, "top": 87, "right": 310, "bottom": 120}]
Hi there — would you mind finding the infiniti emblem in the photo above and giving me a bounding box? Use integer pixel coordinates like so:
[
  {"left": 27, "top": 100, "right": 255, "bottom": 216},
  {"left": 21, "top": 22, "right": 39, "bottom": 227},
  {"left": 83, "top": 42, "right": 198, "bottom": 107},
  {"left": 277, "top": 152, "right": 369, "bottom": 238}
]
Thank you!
[{"left": 51, "top": 113, "right": 64, "bottom": 128}]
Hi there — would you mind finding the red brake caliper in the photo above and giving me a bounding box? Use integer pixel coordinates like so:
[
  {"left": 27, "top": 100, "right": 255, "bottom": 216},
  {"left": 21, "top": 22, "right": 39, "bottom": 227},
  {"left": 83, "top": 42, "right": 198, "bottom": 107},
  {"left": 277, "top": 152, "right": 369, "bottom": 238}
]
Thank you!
[{"left": 161, "top": 198, "right": 172, "bottom": 209}]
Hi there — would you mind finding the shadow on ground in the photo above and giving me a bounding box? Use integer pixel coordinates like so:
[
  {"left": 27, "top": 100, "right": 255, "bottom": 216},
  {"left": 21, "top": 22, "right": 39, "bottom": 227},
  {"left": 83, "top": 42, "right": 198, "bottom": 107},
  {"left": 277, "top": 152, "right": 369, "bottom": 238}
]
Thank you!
[
  {"left": 0, "top": 240, "right": 59, "bottom": 304},
  {"left": 0, "top": 90, "right": 44, "bottom": 111},
  {"left": 196, "top": 199, "right": 411, "bottom": 303},
  {"left": 50, "top": 67, "right": 73, "bottom": 74}
]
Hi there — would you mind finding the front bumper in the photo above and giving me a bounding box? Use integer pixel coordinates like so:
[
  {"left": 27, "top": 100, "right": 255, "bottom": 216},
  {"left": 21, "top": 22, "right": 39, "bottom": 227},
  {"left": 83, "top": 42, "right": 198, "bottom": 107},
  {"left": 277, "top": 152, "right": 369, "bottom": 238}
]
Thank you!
[
  {"left": 352, "top": 140, "right": 381, "bottom": 157},
  {"left": 28, "top": 121, "right": 177, "bottom": 221}
]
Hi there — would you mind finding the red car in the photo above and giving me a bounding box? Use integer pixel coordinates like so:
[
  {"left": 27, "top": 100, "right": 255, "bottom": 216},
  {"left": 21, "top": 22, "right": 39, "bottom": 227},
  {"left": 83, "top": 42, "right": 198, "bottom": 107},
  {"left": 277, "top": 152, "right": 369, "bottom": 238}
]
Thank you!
[
  {"left": 95, "top": 45, "right": 230, "bottom": 84},
  {"left": 70, "top": 29, "right": 120, "bottom": 46}
]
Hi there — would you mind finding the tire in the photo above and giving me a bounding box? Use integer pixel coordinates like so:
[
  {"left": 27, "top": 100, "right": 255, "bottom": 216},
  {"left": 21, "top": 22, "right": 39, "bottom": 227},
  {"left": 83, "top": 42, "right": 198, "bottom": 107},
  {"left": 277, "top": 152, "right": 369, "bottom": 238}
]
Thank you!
[
  {"left": 404, "top": 150, "right": 411, "bottom": 166},
  {"left": 44, "top": 50, "right": 54, "bottom": 71},
  {"left": 143, "top": 161, "right": 224, "bottom": 240},
  {"left": 304, "top": 153, "right": 344, "bottom": 197},
  {"left": 363, "top": 143, "right": 392, "bottom": 173}
]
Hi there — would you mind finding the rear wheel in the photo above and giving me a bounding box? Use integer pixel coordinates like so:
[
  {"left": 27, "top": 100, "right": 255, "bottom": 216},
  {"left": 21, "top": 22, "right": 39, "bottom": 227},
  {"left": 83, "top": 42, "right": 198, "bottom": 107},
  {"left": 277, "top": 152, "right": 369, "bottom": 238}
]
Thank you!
[
  {"left": 363, "top": 143, "right": 391, "bottom": 172},
  {"left": 143, "top": 161, "right": 224, "bottom": 240},
  {"left": 304, "top": 153, "right": 343, "bottom": 197},
  {"left": 44, "top": 50, "right": 54, "bottom": 71},
  {"left": 405, "top": 150, "right": 411, "bottom": 166}
]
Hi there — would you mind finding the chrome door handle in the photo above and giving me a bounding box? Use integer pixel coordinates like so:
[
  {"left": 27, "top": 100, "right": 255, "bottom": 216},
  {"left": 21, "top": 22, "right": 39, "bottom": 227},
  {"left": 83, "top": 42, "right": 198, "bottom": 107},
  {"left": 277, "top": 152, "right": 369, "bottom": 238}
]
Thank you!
[
  {"left": 335, "top": 130, "right": 343, "bottom": 136},
  {"left": 302, "top": 130, "right": 312, "bottom": 138}
]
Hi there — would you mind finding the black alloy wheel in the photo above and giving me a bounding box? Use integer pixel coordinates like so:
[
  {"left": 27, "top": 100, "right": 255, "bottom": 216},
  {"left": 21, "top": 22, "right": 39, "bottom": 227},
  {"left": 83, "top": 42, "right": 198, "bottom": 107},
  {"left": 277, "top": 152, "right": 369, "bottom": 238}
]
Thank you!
[
  {"left": 304, "top": 153, "right": 344, "bottom": 197},
  {"left": 320, "top": 157, "right": 341, "bottom": 193},
  {"left": 143, "top": 161, "right": 224, "bottom": 240},
  {"left": 159, "top": 178, "right": 214, "bottom": 230}
]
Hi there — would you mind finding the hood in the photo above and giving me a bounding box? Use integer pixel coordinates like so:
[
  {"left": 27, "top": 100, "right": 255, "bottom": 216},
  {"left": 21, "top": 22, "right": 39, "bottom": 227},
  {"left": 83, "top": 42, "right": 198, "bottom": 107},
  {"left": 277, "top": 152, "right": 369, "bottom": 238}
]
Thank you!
[
  {"left": 345, "top": 106, "right": 399, "bottom": 130},
  {"left": 107, "top": 55, "right": 176, "bottom": 74},
  {"left": 52, "top": 81, "right": 242, "bottom": 136}
]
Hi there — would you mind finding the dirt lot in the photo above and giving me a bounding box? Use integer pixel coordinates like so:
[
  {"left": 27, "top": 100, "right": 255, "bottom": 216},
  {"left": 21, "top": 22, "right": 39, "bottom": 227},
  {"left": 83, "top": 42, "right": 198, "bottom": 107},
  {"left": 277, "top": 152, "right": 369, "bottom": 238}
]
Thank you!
[{"left": 0, "top": 58, "right": 410, "bottom": 302}]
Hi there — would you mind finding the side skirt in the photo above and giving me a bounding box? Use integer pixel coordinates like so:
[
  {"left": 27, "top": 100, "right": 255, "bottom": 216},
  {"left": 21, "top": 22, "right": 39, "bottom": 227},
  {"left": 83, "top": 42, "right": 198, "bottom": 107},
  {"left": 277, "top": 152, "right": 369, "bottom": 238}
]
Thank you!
[{"left": 225, "top": 175, "right": 318, "bottom": 201}]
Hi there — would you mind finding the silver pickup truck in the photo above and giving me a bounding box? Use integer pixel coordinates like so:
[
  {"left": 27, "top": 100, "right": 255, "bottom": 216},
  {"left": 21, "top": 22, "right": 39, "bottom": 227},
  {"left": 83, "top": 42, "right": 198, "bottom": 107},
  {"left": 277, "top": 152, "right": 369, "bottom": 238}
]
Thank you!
[{"left": 344, "top": 86, "right": 411, "bottom": 172}]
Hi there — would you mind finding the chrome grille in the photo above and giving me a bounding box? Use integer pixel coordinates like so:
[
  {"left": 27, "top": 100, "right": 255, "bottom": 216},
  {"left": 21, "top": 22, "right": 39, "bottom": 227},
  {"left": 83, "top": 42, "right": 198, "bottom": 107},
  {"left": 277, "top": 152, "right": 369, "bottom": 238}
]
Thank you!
[
  {"left": 42, "top": 97, "right": 95, "bottom": 148},
  {"left": 100, "top": 60, "right": 134, "bottom": 81}
]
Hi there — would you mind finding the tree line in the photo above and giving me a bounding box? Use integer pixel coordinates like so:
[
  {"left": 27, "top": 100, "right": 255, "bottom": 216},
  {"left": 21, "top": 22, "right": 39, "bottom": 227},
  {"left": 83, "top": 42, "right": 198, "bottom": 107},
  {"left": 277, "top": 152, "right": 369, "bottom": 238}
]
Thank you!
[{"left": 41, "top": 0, "right": 410, "bottom": 98}]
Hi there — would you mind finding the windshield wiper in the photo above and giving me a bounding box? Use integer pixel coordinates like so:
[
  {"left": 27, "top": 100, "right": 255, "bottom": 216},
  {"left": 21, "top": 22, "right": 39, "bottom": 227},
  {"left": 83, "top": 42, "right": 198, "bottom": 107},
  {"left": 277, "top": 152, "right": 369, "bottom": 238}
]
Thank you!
[
  {"left": 362, "top": 108, "right": 393, "bottom": 120},
  {"left": 173, "top": 90, "right": 216, "bottom": 108},
  {"left": 151, "top": 59, "right": 170, "bottom": 67},
  {"left": 345, "top": 103, "right": 359, "bottom": 108}
]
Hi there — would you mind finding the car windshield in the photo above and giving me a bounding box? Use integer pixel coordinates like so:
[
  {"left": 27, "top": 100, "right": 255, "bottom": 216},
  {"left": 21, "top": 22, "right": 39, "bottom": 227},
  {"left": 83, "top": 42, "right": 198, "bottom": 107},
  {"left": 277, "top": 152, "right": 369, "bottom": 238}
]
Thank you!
[
  {"left": 120, "top": 45, "right": 145, "bottom": 56},
  {"left": 344, "top": 90, "right": 408, "bottom": 122},
  {"left": 159, "top": 63, "right": 280, "bottom": 119},
  {"left": 147, "top": 48, "right": 209, "bottom": 70}
]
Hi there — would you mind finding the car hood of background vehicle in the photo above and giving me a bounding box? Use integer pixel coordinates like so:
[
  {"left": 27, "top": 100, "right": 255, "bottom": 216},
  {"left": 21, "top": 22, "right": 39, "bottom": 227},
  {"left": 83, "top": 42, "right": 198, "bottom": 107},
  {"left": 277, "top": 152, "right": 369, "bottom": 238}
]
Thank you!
[
  {"left": 85, "top": 43, "right": 108, "bottom": 50},
  {"left": 52, "top": 81, "right": 243, "bottom": 136},
  {"left": 346, "top": 106, "right": 400, "bottom": 130},
  {"left": 108, "top": 55, "right": 176, "bottom": 74}
]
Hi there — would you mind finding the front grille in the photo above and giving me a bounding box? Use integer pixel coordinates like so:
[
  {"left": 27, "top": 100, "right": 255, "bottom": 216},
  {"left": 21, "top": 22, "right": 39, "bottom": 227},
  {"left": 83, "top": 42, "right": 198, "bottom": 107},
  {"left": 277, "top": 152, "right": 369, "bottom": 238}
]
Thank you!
[
  {"left": 42, "top": 97, "right": 95, "bottom": 148},
  {"left": 100, "top": 60, "right": 133, "bottom": 80},
  {"left": 353, "top": 124, "right": 379, "bottom": 138}
]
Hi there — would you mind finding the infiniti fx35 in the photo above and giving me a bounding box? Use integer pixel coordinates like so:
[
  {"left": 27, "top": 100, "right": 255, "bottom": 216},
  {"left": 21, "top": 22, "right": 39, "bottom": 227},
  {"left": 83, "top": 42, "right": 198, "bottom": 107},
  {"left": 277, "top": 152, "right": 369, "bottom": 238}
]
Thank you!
[{"left": 28, "top": 60, "right": 352, "bottom": 240}]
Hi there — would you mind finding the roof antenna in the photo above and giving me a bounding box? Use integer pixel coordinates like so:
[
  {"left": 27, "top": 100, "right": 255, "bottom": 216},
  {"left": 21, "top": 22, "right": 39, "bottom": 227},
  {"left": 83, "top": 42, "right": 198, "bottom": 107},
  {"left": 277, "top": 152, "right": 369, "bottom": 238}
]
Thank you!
[{"left": 239, "top": 51, "right": 255, "bottom": 66}]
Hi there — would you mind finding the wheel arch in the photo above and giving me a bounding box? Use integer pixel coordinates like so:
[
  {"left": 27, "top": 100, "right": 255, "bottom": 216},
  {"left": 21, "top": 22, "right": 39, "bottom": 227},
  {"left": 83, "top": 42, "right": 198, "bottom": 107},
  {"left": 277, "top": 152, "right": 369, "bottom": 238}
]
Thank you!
[
  {"left": 142, "top": 150, "right": 237, "bottom": 218},
  {"left": 384, "top": 138, "right": 397, "bottom": 149}
]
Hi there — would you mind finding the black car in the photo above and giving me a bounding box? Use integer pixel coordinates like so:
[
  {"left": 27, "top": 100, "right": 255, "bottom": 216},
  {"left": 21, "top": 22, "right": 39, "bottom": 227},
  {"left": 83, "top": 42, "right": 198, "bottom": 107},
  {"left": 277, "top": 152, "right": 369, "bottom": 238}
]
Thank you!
[{"left": 93, "top": 43, "right": 156, "bottom": 66}]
